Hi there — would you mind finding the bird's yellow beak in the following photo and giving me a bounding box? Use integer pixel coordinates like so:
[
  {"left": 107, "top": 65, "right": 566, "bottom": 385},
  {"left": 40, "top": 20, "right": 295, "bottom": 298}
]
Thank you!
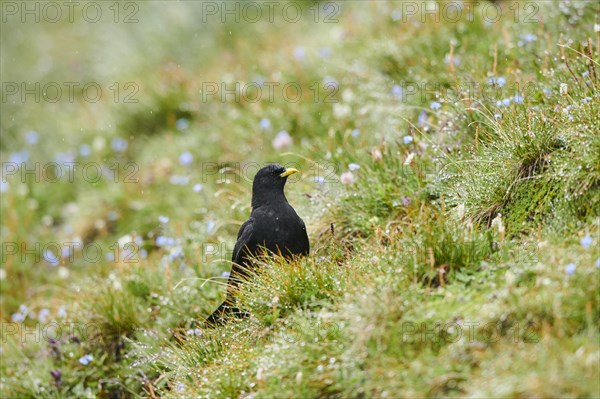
[{"left": 279, "top": 168, "right": 298, "bottom": 178}]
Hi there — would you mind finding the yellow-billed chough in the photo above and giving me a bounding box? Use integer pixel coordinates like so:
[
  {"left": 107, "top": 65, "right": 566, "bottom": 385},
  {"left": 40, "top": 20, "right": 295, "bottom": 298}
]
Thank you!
[{"left": 206, "top": 164, "right": 309, "bottom": 324}]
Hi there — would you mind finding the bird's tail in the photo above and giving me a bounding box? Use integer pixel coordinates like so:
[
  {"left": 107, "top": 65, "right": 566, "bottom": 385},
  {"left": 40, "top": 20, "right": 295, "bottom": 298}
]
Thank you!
[{"left": 205, "top": 295, "right": 249, "bottom": 326}]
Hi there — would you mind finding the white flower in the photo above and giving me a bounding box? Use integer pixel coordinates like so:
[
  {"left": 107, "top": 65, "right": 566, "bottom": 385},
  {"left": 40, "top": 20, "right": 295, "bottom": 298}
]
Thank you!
[
  {"left": 340, "top": 171, "right": 355, "bottom": 185},
  {"left": 560, "top": 83, "right": 568, "bottom": 95},
  {"left": 333, "top": 103, "right": 351, "bottom": 119},
  {"left": 371, "top": 148, "right": 383, "bottom": 161},
  {"left": 272, "top": 131, "right": 293, "bottom": 150}
]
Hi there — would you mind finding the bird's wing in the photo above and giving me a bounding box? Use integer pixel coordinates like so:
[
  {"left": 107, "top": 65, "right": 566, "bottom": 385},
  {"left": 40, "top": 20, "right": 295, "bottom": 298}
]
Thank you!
[
  {"left": 299, "top": 217, "right": 310, "bottom": 255},
  {"left": 232, "top": 217, "right": 254, "bottom": 266}
]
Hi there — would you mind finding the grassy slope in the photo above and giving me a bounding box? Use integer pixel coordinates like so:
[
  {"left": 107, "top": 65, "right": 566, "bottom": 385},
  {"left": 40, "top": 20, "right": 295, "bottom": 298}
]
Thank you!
[{"left": 1, "top": 1, "right": 599, "bottom": 398}]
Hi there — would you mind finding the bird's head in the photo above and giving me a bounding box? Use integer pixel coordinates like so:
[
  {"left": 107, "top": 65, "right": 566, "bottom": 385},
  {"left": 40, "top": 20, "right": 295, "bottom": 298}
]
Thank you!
[{"left": 251, "top": 164, "right": 298, "bottom": 206}]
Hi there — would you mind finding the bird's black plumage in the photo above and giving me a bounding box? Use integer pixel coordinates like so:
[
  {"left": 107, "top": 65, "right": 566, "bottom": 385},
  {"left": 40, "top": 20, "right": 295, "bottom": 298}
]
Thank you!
[{"left": 206, "top": 164, "right": 309, "bottom": 324}]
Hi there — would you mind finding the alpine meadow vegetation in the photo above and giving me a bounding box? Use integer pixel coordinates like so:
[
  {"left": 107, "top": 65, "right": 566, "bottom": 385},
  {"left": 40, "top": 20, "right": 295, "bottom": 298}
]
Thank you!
[{"left": 1, "top": 1, "right": 599, "bottom": 398}]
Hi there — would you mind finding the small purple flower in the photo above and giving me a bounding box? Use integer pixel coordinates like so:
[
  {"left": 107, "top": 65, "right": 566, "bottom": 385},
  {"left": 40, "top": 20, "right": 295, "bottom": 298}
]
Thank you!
[
  {"left": 221, "top": 271, "right": 231, "bottom": 278},
  {"left": 193, "top": 183, "right": 204, "bottom": 193},
  {"left": 580, "top": 235, "right": 592, "bottom": 249},
  {"left": 494, "top": 113, "right": 502, "bottom": 120},
  {"left": 179, "top": 151, "right": 193, "bottom": 166},
  {"left": 111, "top": 138, "right": 128, "bottom": 153},
  {"left": 502, "top": 98, "right": 511, "bottom": 107},
  {"left": 348, "top": 163, "right": 360, "bottom": 171},
  {"left": 565, "top": 263, "right": 576, "bottom": 276},
  {"left": 159, "top": 215, "right": 169, "bottom": 224},
  {"left": 50, "top": 369, "right": 62, "bottom": 385},
  {"left": 403, "top": 135, "right": 413, "bottom": 144},
  {"left": 402, "top": 196, "right": 412, "bottom": 207},
  {"left": 430, "top": 101, "right": 442, "bottom": 110},
  {"left": 351, "top": 129, "right": 360, "bottom": 137},
  {"left": 596, "top": 258, "right": 600, "bottom": 268}
]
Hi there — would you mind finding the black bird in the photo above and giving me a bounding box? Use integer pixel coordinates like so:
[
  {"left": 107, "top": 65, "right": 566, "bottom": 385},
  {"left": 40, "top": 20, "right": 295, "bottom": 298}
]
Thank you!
[{"left": 206, "top": 164, "right": 310, "bottom": 324}]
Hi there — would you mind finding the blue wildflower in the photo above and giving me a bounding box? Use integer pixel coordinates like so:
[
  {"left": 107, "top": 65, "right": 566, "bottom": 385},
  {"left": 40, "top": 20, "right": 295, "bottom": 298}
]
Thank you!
[
  {"left": 514, "top": 94, "right": 524, "bottom": 104},
  {"left": 320, "top": 47, "right": 332, "bottom": 58},
  {"left": 170, "top": 175, "right": 189, "bottom": 185},
  {"left": 403, "top": 135, "right": 414, "bottom": 144},
  {"left": 193, "top": 183, "right": 204, "bottom": 192},
  {"left": 156, "top": 236, "right": 175, "bottom": 247},
  {"left": 488, "top": 76, "right": 506, "bottom": 87},
  {"left": 430, "top": 101, "right": 442, "bottom": 110},
  {"left": 43, "top": 248, "right": 59, "bottom": 266},
  {"left": 107, "top": 211, "right": 118, "bottom": 221},
  {"left": 207, "top": 220, "right": 216, "bottom": 234},
  {"left": 313, "top": 176, "right": 325, "bottom": 185},
  {"left": 169, "top": 247, "right": 184, "bottom": 261},
  {"left": 159, "top": 215, "right": 169, "bottom": 224},
  {"left": 348, "top": 163, "right": 360, "bottom": 171},
  {"left": 9, "top": 149, "right": 29, "bottom": 164},
  {"left": 391, "top": 85, "right": 403, "bottom": 99},
  {"left": 78, "top": 354, "right": 93, "bottom": 365},
  {"left": 260, "top": 118, "right": 271, "bottom": 130},
  {"left": 38, "top": 308, "right": 50, "bottom": 322},
  {"left": 323, "top": 76, "right": 339, "bottom": 89},
  {"left": 176, "top": 118, "right": 189, "bottom": 131},
  {"left": 502, "top": 98, "right": 511, "bottom": 107},
  {"left": 111, "top": 138, "right": 128, "bottom": 153},
  {"left": 351, "top": 129, "right": 360, "bottom": 137},
  {"left": 293, "top": 46, "right": 305, "bottom": 61},
  {"left": 565, "top": 263, "right": 576, "bottom": 276},
  {"left": 221, "top": 271, "right": 231, "bottom": 278},
  {"left": 25, "top": 131, "right": 39, "bottom": 145},
  {"left": 580, "top": 235, "right": 592, "bottom": 249},
  {"left": 418, "top": 111, "right": 428, "bottom": 126},
  {"left": 179, "top": 151, "right": 193, "bottom": 166},
  {"left": 79, "top": 144, "right": 91, "bottom": 157}
]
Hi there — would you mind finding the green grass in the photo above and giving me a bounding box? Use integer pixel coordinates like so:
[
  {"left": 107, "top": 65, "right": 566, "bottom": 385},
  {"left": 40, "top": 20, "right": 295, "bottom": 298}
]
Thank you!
[{"left": 1, "top": 1, "right": 599, "bottom": 398}]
